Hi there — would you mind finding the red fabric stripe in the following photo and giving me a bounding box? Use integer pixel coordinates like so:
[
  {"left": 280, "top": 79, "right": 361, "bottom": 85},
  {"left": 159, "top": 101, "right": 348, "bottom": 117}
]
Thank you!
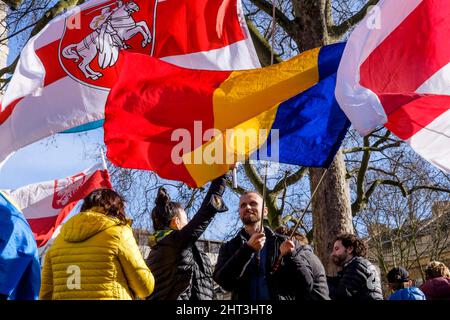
[
  {"left": 35, "top": 40, "right": 67, "bottom": 87},
  {"left": 0, "top": 98, "right": 22, "bottom": 125},
  {"left": 27, "top": 202, "right": 76, "bottom": 247},
  {"left": 105, "top": 52, "right": 231, "bottom": 187},
  {"left": 46, "top": 0, "right": 244, "bottom": 90},
  {"left": 63, "top": 169, "right": 112, "bottom": 205},
  {"left": 385, "top": 94, "right": 450, "bottom": 140},
  {"left": 153, "top": 0, "right": 244, "bottom": 57},
  {"left": 360, "top": 0, "right": 450, "bottom": 115}
]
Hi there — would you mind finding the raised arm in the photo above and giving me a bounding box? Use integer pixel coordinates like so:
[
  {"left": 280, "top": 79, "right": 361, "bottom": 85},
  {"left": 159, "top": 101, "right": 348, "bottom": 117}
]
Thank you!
[{"left": 176, "top": 174, "right": 229, "bottom": 245}]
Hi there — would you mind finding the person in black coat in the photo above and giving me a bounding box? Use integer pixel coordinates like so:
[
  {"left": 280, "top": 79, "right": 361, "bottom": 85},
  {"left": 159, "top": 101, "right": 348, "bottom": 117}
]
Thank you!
[
  {"left": 146, "top": 174, "right": 229, "bottom": 300},
  {"left": 327, "top": 233, "right": 383, "bottom": 300},
  {"left": 213, "top": 191, "right": 295, "bottom": 300},
  {"left": 274, "top": 227, "right": 330, "bottom": 300}
]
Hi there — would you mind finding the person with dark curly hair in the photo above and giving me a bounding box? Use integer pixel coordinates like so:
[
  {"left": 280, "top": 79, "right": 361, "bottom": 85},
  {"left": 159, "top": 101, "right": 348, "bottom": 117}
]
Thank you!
[
  {"left": 327, "top": 233, "right": 383, "bottom": 300},
  {"left": 145, "top": 172, "right": 230, "bottom": 300}
]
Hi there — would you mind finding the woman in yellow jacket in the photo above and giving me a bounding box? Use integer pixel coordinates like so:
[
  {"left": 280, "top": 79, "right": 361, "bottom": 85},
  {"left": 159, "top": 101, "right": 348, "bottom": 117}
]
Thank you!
[{"left": 39, "top": 188, "right": 154, "bottom": 300}]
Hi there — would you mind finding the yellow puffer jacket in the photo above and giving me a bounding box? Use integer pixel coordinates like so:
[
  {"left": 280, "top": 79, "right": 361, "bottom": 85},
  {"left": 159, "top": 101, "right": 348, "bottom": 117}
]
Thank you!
[{"left": 39, "top": 208, "right": 154, "bottom": 300}]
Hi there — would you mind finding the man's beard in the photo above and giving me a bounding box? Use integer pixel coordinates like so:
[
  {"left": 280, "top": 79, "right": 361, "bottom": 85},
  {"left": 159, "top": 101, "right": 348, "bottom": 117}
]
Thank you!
[
  {"left": 332, "top": 253, "right": 348, "bottom": 267},
  {"left": 241, "top": 213, "right": 260, "bottom": 225}
]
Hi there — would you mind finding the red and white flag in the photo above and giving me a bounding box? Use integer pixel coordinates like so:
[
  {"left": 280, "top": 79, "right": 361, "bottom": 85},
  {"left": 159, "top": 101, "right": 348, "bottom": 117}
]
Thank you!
[
  {"left": 2, "top": 163, "right": 112, "bottom": 247},
  {"left": 336, "top": 0, "right": 450, "bottom": 173},
  {"left": 0, "top": 0, "right": 260, "bottom": 163}
]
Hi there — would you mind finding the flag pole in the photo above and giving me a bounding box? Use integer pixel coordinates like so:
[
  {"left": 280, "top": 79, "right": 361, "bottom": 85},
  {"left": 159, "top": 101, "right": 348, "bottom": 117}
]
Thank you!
[
  {"left": 100, "top": 147, "right": 108, "bottom": 170},
  {"left": 270, "top": 167, "right": 329, "bottom": 274},
  {"left": 232, "top": 162, "right": 239, "bottom": 189},
  {"left": 260, "top": 0, "right": 277, "bottom": 232},
  {"left": 260, "top": 161, "right": 269, "bottom": 233},
  {"left": 288, "top": 168, "right": 328, "bottom": 240}
]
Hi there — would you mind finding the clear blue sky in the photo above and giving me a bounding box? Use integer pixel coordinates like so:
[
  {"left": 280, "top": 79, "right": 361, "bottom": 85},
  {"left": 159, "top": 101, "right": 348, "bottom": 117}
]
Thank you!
[{"left": 0, "top": 128, "right": 104, "bottom": 189}]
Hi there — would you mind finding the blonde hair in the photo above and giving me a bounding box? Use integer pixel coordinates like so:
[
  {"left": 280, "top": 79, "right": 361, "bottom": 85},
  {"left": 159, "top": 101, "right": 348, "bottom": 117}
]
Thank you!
[{"left": 425, "top": 261, "right": 450, "bottom": 280}]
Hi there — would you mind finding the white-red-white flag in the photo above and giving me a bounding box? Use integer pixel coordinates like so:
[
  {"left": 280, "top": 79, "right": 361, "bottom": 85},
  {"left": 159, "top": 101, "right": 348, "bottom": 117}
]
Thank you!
[
  {"left": 2, "top": 163, "right": 112, "bottom": 247},
  {"left": 336, "top": 0, "right": 450, "bottom": 173},
  {"left": 0, "top": 0, "right": 260, "bottom": 163}
]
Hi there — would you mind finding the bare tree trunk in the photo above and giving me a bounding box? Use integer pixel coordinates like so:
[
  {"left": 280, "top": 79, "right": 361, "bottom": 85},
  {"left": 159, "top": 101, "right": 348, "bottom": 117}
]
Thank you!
[
  {"left": 294, "top": 0, "right": 353, "bottom": 275},
  {"left": 248, "top": 0, "right": 354, "bottom": 274},
  {"left": 310, "top": 151, "right": 353, "bottom": 275}
]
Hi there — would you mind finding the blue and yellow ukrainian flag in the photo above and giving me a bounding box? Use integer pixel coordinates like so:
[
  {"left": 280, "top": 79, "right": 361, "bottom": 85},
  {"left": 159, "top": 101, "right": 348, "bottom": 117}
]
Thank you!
[{"left": 105, "top": 43, "right": 350, "bottom": 187}]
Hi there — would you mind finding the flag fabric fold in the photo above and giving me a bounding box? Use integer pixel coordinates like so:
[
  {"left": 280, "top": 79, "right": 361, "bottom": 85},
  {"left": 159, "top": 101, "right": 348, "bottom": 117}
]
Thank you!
[
  {"left": 0, "top": 0, "right": 260, "bottom": 163},
  {"left": 0, "top": 192, "right": 41, "bottom": 300},
  {"left": 336, "top": 0, "right": 450, "bottom": 173},
  {"left": 105, "top": 43, "right": 350, "bottom": 187}
]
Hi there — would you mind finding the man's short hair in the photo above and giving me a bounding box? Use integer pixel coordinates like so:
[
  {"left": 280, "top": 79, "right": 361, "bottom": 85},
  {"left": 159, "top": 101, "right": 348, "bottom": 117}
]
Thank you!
[
  {"left": 334, "top": 233, "right": 367, "bottom": 257},
  {"left": 241, "top": 190, "right": 263, "bottom": 199},
  {"left": 275, "top": 226, "right": 309, "bottom": 245}
]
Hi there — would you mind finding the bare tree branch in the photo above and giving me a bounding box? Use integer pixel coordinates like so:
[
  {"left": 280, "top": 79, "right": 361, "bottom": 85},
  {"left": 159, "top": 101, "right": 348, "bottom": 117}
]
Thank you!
[
  {"left": 242, "top": 161, "right": 265, "bottom": 194},
  {"left": 246, "top": 17, "right": 282, "bottom": 66},
  {"left": 249, "top": 0, "right": 296, "bottom": 41},
  {"left": 29, "top": 0, "right": 85, "bottom": 39},
  {"left": 343, "top": 142, "right": 402, "bottom": 154},
  {"left": 351, "top": 136, "right": 371, "bottom": 214},
  {"left": 328, "top": 0, "right": 379, "bottom": 38},
  {"left": 272, "top": 166, "right": 307, "bottom": 193},
  {"left": 0, "top": 56, "right": 19, "bottom": 79},
  {"left": 1, "top": 0, "right": 23, "bottom": 10}
]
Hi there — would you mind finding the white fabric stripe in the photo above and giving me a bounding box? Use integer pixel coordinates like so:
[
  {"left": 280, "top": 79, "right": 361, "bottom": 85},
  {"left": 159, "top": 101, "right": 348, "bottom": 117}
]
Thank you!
[
  {"left": 1, "top": 37, "right": 46, "bottom": 110},
  {"left": 416, "top": 62, "right": 450, "bottom": 95},
  {"left": 21, "top": 197, "right": 60, "bottom": 220},
  {"left": 408, "top": 110, "right": 450, "bottom": 173},
  {"left": 335, "top": 0, "right": 423, "bottom": 136},
  {"left": 161, "top": 39, "right": 261, "bottom": 70},
  {"left": 0, "top": 76, "right": 108, "bottom": 161}
]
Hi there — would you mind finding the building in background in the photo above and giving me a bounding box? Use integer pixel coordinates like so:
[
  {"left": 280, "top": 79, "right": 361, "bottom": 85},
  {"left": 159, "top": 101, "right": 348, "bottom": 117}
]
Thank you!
[{"left": 367, "top": 201, "right": 450, "bottom": 294}]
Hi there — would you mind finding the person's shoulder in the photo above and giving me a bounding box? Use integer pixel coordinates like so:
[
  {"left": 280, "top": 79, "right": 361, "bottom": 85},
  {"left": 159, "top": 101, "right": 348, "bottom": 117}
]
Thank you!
[
  {"left": 344, "top": 256, "right": 371, "bottom": 273},
  {"left": 352, "top": 256, "right": 372, "bottom": 267},
  {"left": 409, "top": 286, "right": 427, "bottom": 300},
  {"left": 220, "top": 231, "right": 244, "bottom": 248}
]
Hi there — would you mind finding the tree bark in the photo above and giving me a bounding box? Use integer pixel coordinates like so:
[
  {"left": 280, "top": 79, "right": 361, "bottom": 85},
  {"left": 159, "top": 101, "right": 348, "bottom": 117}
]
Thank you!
[
  {"left": 247, "top": 1, "right": 354, "bottom": 273},
  {"left": 293, "top": 0, "right": 353, "bottom": 275},
  {"left": 310, "top": 151, "right": 353, "bottom": 275}
]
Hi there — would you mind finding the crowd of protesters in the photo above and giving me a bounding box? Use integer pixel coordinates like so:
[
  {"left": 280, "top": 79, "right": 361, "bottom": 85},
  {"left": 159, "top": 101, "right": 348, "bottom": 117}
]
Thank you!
[{"left": 1, "top": 171, "right": 450, "bottom": 300}]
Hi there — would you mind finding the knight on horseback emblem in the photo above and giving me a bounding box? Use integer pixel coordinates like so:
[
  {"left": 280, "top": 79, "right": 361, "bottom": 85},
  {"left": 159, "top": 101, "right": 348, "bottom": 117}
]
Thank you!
[{"left": 62, "top": 0, "right": 152, "bottom": 80}]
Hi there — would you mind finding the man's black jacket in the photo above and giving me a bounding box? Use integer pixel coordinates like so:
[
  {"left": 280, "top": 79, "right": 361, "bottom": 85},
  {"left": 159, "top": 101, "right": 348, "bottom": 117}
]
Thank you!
[
  {"left": 213, "top": 226, "right": 294, "bottom": 300},
  {"left": 280, "top": 244, "right": 330, "bottom": 300},
  {"left": 328, "top": 256, "right": 383, "bottom": 300}
]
